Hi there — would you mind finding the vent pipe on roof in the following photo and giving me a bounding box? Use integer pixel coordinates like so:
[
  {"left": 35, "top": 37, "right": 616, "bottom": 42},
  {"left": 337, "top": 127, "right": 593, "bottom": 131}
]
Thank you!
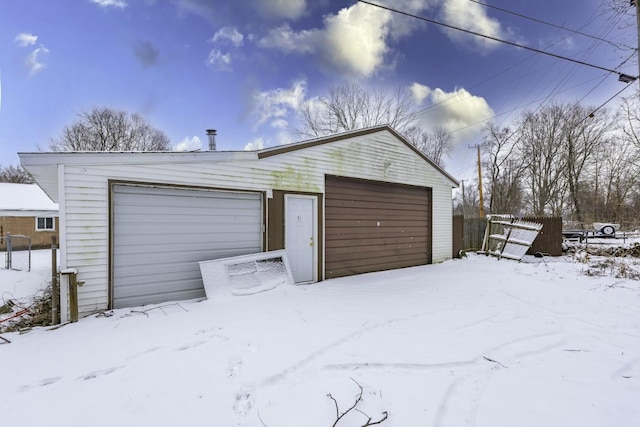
[{"left": 206, "top": 129, "right": 217, "bottom": 151}]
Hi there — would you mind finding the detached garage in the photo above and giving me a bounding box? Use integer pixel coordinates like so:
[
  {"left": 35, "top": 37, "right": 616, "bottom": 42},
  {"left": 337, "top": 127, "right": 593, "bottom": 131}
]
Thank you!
[{"left": 20, "top": 125, "right": 458, "bottom": 319}]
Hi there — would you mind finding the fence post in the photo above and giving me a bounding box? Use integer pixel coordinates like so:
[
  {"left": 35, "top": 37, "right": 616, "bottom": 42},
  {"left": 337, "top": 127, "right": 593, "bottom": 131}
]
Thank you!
[
  {"left": 28, "top": 238, "right": 32, "bottom": 272},
  {"left": 69, "top": 273, "right": 78, "bottom": 323},
  {"left": 6, "top": 234, "right": 11, "bottom": 270},
  {"left": 51, "top": 236, "right": 59, "bottom": 325}
]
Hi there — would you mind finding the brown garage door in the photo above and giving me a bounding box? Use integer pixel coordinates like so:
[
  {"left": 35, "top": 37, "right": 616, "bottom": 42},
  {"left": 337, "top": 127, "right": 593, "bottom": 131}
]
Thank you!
[{"left": 325, "top": 176, "right": 431, "bottom": 279}]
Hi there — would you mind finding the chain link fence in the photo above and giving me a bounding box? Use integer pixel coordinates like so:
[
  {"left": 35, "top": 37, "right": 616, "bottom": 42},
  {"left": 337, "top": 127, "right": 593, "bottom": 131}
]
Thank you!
[{"left": 1, "top": 233, "right": 32, "bottom": 272}]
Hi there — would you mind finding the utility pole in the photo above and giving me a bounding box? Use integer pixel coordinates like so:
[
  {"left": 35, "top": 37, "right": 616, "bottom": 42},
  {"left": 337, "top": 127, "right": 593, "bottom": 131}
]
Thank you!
[
  {"left": 469, "top": 144, "right": 484, "bottom": 217},
  {"left": 460, "top": 179, "right": 466, "bottom": 217},
  {"left": 636, "top": 0, "right": 640, "bottom": 86}
]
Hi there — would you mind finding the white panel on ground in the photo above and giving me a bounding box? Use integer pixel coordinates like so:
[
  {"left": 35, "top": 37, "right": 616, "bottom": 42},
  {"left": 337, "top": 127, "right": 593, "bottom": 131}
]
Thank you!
[{"left": 199, "top": 250, "right": 293, "bottom": 296}]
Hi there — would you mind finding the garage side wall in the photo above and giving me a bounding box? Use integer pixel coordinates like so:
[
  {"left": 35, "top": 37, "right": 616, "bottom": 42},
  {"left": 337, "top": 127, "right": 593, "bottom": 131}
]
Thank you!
[{"left": 60, "top": 130, "right": 453, "bottom": 317}]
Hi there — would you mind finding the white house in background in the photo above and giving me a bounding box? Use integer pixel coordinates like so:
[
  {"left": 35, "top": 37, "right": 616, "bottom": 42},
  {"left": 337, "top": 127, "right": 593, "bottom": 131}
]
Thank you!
[
  {"left": 20, "top": 125, "right": 459, "bottom": 320},
  {"left": 0, "top": 183, "right": 59, "bottom": 250}
]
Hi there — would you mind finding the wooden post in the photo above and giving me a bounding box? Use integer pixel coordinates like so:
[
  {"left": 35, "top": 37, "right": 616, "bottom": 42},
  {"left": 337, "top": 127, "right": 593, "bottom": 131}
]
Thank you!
[
  {"left": 69, "top": 273, "right": 78, "bottom": 323},
  {"left": 6, "top": 234, "right": 12, "bottom": 270},
  {"left": 51, "top": 236, "right": 59, "bottom": 325},
  {"left": 477, "top": 144, "right": 484, "bottom": 218}
]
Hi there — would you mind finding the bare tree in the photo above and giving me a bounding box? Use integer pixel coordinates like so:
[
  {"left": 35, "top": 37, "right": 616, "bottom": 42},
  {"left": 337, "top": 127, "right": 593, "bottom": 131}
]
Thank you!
[
  {"left": 583, "top": 117, "right": 640, "bottom": 225},
  {"left": 0, "top": 165, "right": 34, "bottom": 183},
  {"left": 481, "top": 123, "right": 525, "bottom": 214},
  {"left": 296, "top": 81, "right": 456, "bottom": 165},
  {"left": 404, "top": 126, "right": 453, "bottom": 167},
  {"left": 453, "top": 182, "right": 479, "bottom": 216},
  {"left": 621, "top": 94, "right": 640, "bottom": 149},
  {"left": 49, "top": 107, "right": 171, "bottom": 152},
  {"left": 296, "top": 81, "right": 419, "bottom": 138},
  {"left": 519, "top": 104, "right": 567, "bottom": 216},
  {"left": 561, "top": 104, "right": 611, "bottom": 224}
]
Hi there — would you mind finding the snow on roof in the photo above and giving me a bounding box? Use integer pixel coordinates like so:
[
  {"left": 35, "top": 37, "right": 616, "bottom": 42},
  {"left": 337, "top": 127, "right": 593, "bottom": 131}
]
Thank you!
[{"left": 0, "top": 183, "right": 58, "bottom": 216}]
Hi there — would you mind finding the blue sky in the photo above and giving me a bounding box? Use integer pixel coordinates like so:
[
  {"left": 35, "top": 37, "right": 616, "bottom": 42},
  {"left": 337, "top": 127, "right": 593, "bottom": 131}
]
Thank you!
[{"left": 0, "top": 0, "right": 637, "bottom": 180}]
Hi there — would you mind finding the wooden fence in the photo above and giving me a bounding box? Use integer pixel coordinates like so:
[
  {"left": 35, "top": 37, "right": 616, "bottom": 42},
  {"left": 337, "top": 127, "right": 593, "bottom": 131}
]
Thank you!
[
  {"left": 454, "top": 216, "right": 563, "bottom": 257},
  {"left": 526, "top": 216, "right": 563, "bottom": 256},
  {"left": 452, "top": 215, "right": 464, "bottom": 258}
]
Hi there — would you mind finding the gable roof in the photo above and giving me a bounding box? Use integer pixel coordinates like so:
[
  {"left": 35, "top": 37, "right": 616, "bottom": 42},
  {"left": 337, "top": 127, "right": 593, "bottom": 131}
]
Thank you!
[
  {"left": 0, "top": 183, "right": 59, "bottom": 217},
  {"left": 258, "top": 125, "right": 459, "bottom": 186},
  {"left": 19, "top": 125, "right": 458, "bottom": 202}
]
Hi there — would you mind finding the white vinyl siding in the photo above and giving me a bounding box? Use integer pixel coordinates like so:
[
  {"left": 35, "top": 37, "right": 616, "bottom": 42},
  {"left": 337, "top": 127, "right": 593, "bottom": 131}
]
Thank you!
[{"left": 56, "top": 129, "right": 453, "bottom": 316}]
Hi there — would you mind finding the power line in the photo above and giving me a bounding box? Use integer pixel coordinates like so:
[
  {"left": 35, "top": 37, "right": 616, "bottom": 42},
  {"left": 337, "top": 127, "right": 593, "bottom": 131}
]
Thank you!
[
  {"left": 467, "top": 0, "right": 635, "bottom": 51},
  {"left": 581, "top": 80, "right": 636, "bottom": 124},
  {"left": 437, "top": 74, "right": 610, "bottom": 137},
  {"left": 357, "top": 0, "right": 638, "bottom": 80},
  {"left": 578, "top": 50, "right": 637, "bottom": 104}
]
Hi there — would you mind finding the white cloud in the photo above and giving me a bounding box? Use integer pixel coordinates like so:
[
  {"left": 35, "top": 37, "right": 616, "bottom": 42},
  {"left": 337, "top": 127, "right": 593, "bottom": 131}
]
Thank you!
[
  {"left": 205, "top": 49, "right": 232, "bottom": 70},
  {"left": 252, "top": 79, "right": 307, "bottom": 130},
  {"left": 211, "top": 27, "right": 244, "bottom": 47},
  {"left": 90, "top": 0, "right": 127, "bottom": 8},
  {"left": 174, "top": 136, "right": 202, "bottom": 151},
  {"left": 439, "top": 0, "right": 504, "bottom": 51},
  {"left": 410, "top": 82, "right": 432, "bottom": 105},
  {"left": 415, "top": 85, "right": 494, "bottom": 144},
  {"left": 271, "top": 118, "right": 288, "bottom": 129},
  {"left": 258, "top": 3, "right": 393, "bottom": 77},
  {"left": 254, "top": 0, "right": 306, "bottom": 20},
  {"left": 25, "top": 45, "right": 49, "bottom": 75},
  {"left": 14, "top": 33, "right": 38, "bottom": 47},
  {"left": 321, "top": 3, "right": 392, "bottom": 76},
  {"left": 207, "top": 27, "right": 245, "bottom": 71},
  {"left": 258, "top": 24, "right": 317, "bottom": 54},
  {"left": 257, "top": 1, "right": 508, "bottom": 76},
  {"left": 244, "top": 138, "right": 265, "bottom": 151}
]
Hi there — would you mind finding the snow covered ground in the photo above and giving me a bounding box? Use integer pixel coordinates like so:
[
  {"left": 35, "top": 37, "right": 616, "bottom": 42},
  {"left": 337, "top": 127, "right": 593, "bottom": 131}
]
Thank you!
[
  {"left": 0, "top": 249, "right": 53, "bottom": 302},
  {"left": 1, "top": 250, "right": 639, "bottom": 426}
]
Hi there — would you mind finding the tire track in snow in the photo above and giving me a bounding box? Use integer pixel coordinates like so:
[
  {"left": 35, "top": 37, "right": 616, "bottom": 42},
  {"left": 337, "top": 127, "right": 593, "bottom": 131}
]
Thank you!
[
  {"left": 433, "top": 332, "right": 568, "bottom": 426},
  {"left": 260, "top": 307, "right": 489, "bottom": 387}
]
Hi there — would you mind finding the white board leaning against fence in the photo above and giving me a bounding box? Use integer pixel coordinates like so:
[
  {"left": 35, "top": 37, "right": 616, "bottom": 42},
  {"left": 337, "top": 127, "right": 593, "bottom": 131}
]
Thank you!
[{"left": 482, "top": 215, "right": 543, "bottom": 261}]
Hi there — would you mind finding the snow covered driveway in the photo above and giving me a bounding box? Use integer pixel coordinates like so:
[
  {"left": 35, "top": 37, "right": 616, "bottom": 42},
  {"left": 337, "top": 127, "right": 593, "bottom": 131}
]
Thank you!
[{"left": 1, "top": 254, "right": 639, "bottom": 426}]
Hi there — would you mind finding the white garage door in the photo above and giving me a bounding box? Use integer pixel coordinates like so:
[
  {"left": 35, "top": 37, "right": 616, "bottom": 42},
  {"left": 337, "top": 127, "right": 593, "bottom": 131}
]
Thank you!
[{"left": 112, "top": 184, "right": 262, "bottom": 308}]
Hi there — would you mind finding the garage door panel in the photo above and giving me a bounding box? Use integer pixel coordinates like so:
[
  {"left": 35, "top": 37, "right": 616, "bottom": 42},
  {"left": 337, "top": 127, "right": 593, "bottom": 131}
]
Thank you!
[
  {"left": 325, "top": 199, "right": 429, "bottom": 211},
  {"left": 114, "top": 262, "right": 197, "bottom": 278},
  {"left": 326, "top": 235, "right": 430, "bottom": 248},
  {"left": 327, "top": 211, "right": 430, "bottom": 221},
  {"left": 327, "top": 254, "right": 429, "bottom": 278},
  {"left": 325, "top": 241, "right": 428, "bottom": 255},
  {"left": 116, "top": 287, "right": 203, "bottom": 309},
  {"left": 327, "top": 219, "right": 429, "bottom": 229},
  {"left": 328, "top": 246, "right": 427, "bottom": 262},
  {"left": 326, "top": 184, "right": 427, "bottom": 200},
  {"left": 113, "top": 236, "right": 261, "bottom": 253},
  {"left": 326, "top": 196, "right": 429, "bottom": 208},
  {"left": 114, "top": 271, "right": 201, "bottom": 290},
  {"left": 114, "top": 245, "right": 261, "bottom": 265},
  {"left": 115, "top": 211, "right": 260, "bottom": 224},
  {"left": 115, "top": 201, "right": 260, "bottom": 216},
  {"left": 326, "top": 226, "right": 428, "bottom": 239},
  {"left": 325, "top": 176, "right": 431, "bottom": 279},
  {"left": 112, "top": 185, "right": 262, "bottom": 308},
  {"left": 114, "top": 221, "right": 260, "bottom": 236}
]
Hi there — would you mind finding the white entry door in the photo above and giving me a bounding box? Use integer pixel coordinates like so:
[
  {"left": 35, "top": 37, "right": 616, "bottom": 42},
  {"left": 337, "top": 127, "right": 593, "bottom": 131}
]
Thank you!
[{"left": 285, "top": 195, "right": 317, "bottom": 283}]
